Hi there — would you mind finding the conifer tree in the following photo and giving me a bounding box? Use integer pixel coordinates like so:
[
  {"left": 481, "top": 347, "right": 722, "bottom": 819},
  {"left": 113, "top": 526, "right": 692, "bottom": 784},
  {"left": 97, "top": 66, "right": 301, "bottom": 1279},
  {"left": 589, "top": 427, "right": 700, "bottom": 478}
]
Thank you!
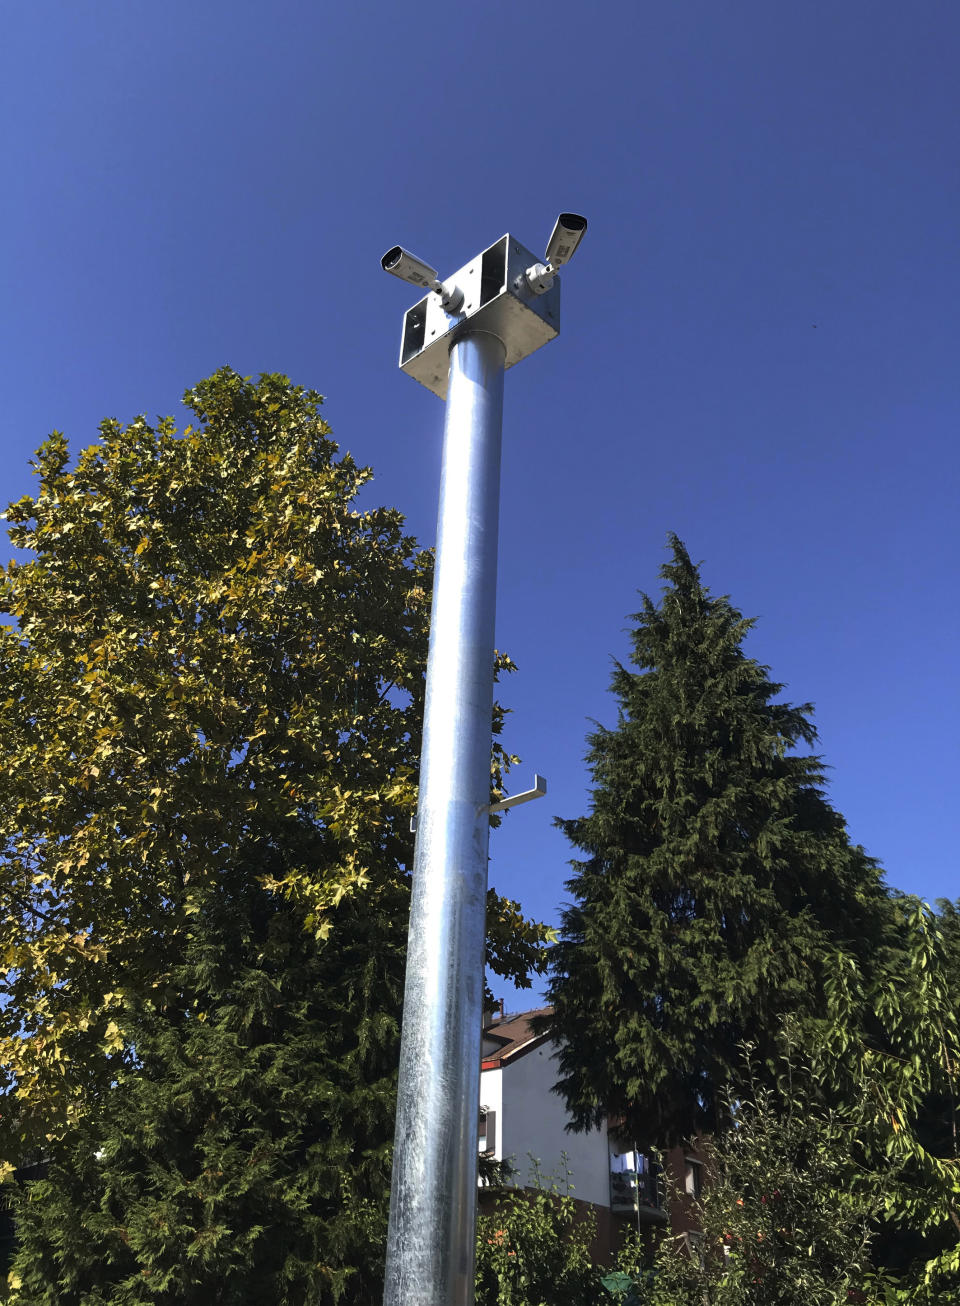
[
  {"left": 542, "top": 536, "right": 889, "bottom": 1148},
  {"left": 6, "top": 856, "right": 411, "bottom": 1304}
]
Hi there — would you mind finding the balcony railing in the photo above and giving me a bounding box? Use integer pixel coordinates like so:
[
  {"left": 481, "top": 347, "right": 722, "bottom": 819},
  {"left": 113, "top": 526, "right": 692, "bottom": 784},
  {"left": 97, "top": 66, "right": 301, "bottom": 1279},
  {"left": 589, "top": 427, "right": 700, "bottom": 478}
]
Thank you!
[{"left": 609, "top": 1167, "right": 667, "bottom": 1222}]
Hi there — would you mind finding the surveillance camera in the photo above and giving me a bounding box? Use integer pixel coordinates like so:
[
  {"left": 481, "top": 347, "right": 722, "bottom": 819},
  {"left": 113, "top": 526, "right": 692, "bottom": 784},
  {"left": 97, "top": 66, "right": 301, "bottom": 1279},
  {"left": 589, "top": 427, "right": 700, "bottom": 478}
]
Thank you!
[
  {"left": 381, "top": 246, "right": 441, "bottom": 291},
  {"left": 524, "top": 214, "right": 588, "bottom": 295},
  {"left": 381, "top": 246, "right": 464, "bottom": 312},
  {"left": 544, "top": 213, "right": 587, "bottom": 267}
]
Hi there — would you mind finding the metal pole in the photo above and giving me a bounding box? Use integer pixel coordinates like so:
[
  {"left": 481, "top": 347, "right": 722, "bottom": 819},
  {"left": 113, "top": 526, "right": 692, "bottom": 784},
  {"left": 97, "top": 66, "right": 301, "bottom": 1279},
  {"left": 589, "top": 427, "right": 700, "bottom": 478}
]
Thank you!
[{"left": 384, "top": 329, "right": 506, "bottom": 1306}]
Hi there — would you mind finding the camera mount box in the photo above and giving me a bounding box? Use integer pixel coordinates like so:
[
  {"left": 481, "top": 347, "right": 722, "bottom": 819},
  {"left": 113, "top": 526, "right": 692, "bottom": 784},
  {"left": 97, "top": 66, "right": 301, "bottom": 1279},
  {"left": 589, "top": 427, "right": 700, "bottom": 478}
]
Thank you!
[{"left": 395, "top": 234, "right": 561, "bottom": 399}]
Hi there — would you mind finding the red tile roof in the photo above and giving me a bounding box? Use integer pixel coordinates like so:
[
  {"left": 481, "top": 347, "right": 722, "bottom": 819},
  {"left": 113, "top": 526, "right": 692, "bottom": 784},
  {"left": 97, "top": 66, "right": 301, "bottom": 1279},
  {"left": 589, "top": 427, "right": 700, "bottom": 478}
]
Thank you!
[{"left": 481, "top": 1006, "right": 553, "bottom": 1068}]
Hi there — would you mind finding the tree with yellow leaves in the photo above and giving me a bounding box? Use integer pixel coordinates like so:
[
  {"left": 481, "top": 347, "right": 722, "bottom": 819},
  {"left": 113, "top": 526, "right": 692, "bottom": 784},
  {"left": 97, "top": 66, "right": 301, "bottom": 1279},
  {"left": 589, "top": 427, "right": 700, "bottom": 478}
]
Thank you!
[{"left": 0, "top": 369, "right": 550, "bottom": 1300}]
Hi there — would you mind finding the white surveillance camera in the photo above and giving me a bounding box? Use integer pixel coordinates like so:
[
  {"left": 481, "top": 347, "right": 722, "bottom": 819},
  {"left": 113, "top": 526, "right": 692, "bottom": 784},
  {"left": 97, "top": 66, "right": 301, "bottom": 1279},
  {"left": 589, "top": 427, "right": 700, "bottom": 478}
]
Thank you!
[
  {"left": 381, "top": 246, "right": 441, "bottom": 290},
  {"left": 381, "top": 246, "right": 464, "bottom": 312},
  {"left": 524, "top": 213, "right": 588, "bottom": 295},
  {"left": 544, "top": 213, "right": 587, "bottom": 267}
]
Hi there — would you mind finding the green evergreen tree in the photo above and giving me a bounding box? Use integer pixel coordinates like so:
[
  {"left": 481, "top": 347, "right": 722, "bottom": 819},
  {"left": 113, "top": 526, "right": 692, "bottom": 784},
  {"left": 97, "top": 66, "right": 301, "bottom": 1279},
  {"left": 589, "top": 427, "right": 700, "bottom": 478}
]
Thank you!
[
  {"left": 6, "top": 828, "right": 548, "bottom": 1306},
  {"left": 9, "top": 861, "right": 402, "bottom": 1305},
  {"left": 541, "top": 536, "right": 889, "bottom": 1148}
]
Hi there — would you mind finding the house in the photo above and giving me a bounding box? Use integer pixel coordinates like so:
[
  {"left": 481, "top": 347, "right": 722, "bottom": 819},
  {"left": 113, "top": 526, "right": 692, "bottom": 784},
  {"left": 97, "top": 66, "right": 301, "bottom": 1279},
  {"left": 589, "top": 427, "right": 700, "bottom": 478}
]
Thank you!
[{"left": 479, "top": 1005, "right": 705, "bottom": 1260}]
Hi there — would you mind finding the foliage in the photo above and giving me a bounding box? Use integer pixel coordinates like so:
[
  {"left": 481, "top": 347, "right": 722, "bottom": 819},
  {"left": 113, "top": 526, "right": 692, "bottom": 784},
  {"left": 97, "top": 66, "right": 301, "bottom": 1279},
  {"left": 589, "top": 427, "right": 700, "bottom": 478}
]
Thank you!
[
  {"left": 6, "top": 864, "right": 404, "bottom": 1304},
  {"left": 0, "top": 369, "right": 554, "bottom": 1296},
  {"left": 0, "top": 368, "right": 431, "bottom": 1156},
  {"left": 617, "top": 892, "right": 960, "bottom": 1305},
  {"left": 475, "top": 1157, "right": 604, "bottom": 1306},
  {"left": 5, "top": 874, "right": 552, "bottom": 1305},
  {"left": 807, "top": 896, "right": 960, "bottom": 1299},
  {"left": 541, "top": 535, "right": 890, "bottom": 1147},
  {"left": 632, "top": 1077, "right": 887, "bottom": 1306}
]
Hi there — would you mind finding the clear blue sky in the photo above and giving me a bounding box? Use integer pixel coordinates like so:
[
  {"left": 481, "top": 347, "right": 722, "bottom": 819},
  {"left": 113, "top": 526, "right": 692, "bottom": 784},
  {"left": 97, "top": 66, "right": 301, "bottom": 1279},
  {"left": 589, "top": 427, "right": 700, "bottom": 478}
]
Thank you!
[{"left": 2, "top": 1, "right": 957, "bottom": 1004}]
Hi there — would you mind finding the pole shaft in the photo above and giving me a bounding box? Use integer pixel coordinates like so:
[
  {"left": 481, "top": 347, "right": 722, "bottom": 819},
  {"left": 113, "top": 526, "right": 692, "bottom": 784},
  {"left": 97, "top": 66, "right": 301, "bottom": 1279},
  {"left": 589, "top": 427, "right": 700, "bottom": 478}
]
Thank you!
[{"left": 384, "top": 331, "right": 507, "bottom": 1306}]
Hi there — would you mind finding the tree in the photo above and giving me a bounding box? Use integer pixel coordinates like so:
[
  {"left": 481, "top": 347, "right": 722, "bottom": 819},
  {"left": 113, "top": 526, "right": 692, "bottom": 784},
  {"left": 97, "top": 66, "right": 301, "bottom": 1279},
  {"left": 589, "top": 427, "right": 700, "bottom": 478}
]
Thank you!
[
  {"left": 541, "top": 536, "right": 890, "bottom": 1147},
  {"left": 6, "top": 855, "right": 422, "bottom": 1305},
  {"left": 0, "top": 370, "right": 552, "bottom": 1297},
  {"left": 3, "top": 877, "right": 548, "bottom": 1306},
  {"left": 0, "top": 367, "right": 432, "bottom": 1157},
  {"left": 4, "top": 865, "right": 552, "bottom": 1304}
]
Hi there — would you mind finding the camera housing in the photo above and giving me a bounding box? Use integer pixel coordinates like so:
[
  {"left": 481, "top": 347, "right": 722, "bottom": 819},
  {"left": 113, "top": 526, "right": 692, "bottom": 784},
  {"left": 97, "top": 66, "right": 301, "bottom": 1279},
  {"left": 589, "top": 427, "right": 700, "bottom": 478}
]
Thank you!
[
  {"left": 524, "top": 213, "right": 588, "bottom": 295},
  {"left": 381, "top": 246, "right": 440, "bottom": 291},
  {"left": 381, "top": 247, "right": 464, "bottom": 312},
  {"left": 544, "top": 213, "right": 587, "bottom": 267}
]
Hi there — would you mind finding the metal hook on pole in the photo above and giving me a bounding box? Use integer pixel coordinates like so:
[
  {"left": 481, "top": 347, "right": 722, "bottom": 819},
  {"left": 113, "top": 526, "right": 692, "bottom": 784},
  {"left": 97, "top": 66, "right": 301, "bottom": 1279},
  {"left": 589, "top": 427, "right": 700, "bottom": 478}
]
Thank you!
[
  {"left": 411, "top": 774, "right": 546, "bottom": 832},
  {"left": 486, "top": 773, "right": 547, "bottom": 814}
]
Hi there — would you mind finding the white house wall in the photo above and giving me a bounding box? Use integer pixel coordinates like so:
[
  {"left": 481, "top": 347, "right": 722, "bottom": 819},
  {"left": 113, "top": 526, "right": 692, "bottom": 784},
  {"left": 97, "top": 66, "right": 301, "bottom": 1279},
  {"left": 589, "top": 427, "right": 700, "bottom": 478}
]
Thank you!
[{"left": 481, "top": 1044, "right": 610, "bottom": 1209}]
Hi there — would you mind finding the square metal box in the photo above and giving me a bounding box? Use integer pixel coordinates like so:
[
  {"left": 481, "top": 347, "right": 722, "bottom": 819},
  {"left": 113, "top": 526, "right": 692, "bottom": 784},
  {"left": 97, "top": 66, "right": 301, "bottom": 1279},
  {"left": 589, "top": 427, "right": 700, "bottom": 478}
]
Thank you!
[{"left": 398, "top": 235, "right": 561, "bottom": 399}]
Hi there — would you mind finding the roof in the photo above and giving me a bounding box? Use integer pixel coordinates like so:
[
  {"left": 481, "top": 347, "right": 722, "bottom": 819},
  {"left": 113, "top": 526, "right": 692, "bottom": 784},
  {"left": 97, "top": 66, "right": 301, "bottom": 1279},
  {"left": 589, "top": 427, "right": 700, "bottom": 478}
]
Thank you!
[{"left": 481, "top": 1006, "right": 554, "bottom": 1070}]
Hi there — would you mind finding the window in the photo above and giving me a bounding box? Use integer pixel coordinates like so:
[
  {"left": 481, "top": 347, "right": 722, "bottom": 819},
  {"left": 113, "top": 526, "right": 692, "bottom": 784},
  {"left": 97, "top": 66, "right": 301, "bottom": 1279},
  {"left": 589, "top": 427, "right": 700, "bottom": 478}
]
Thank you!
[
  {"left": 684, "top": 1157, "right": 703, "bottom": 1199},
  {"left": 478, "top": 1108, "right": 496, "bottom": 1155}
]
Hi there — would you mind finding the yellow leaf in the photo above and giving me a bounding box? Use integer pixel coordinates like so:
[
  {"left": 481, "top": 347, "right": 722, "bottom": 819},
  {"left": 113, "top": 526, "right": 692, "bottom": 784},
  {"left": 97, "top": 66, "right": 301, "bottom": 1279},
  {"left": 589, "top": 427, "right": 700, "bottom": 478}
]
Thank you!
[{"left": 103, "top": 1021, "right": 124, "bottom": 1052}]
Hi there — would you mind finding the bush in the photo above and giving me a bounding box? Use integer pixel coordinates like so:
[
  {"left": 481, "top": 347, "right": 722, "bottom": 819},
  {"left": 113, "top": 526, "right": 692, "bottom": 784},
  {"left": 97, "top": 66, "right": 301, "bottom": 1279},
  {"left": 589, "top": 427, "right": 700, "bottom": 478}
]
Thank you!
[
  {"left": 631, "top": 1084, "right": 885, "bottom": 1306},
  {"left": 475, "top": 1157, "right": 604, "bottom": 1306}
]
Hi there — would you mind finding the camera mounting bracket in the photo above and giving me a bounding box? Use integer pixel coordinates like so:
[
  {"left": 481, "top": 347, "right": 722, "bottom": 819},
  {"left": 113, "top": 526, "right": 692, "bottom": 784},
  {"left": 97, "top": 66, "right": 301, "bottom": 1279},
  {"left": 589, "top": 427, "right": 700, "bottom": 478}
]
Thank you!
[{"left": 396, "top": 234, "right": 561, "bottom": 399}]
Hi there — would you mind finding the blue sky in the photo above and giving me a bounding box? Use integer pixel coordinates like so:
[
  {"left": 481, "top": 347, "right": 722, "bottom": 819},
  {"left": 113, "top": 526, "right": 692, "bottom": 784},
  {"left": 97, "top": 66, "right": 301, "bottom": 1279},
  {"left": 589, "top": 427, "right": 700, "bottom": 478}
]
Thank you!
[{"left": 2, "top": 1, "right": 957, "bottom": 1004}]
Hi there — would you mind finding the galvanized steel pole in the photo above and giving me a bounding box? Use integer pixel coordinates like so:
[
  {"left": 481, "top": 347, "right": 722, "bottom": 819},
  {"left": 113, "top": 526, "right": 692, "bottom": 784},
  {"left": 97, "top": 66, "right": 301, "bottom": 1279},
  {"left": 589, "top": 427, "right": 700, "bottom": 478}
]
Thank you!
[
  {"left": 383, "top": 331, "right": 506, "bottom": 1306},
  {"left": 380, "top": 216, "right": 585, "bottom": 1306}
]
